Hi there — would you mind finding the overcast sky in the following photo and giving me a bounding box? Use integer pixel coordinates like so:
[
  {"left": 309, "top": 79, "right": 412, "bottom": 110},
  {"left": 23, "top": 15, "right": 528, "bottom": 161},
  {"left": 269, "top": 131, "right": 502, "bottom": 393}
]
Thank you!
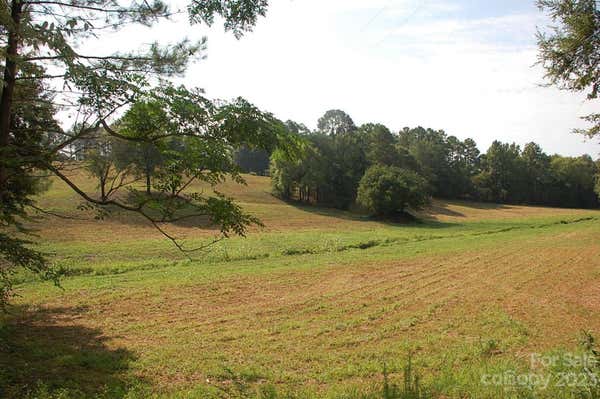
[{"left": 93, "top": 0, "right": 600, "bottom": 157}]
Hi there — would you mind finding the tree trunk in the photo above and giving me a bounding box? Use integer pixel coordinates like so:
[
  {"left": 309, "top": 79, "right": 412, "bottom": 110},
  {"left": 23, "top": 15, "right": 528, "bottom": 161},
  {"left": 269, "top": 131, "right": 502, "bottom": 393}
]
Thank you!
[
  {"left": 0, "top": 0, "right": 23, "bottom": 197},
  {"left": 100, "top": 177, "right": 107, "bottom": 201},
  {"left": 146, "top": 171, "right": 151, "bottom": 194}
]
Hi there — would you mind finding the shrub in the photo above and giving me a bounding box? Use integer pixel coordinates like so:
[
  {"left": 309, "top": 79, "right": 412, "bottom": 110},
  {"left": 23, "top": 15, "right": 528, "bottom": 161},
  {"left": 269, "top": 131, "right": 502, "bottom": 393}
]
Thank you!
[{"left": 357, "top": 165, "right": 428, "bottom": 217}]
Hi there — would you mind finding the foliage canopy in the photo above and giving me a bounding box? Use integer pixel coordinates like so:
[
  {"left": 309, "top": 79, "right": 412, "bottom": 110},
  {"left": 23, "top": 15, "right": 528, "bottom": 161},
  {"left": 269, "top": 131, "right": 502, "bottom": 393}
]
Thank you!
[
  {"left": 357, "top": 165, "right": 429, "bottom": 217},
  {"left": 0, "top": 0, "right": 286, "bottom": 307},
  {"left": 537, "top": 0, "right": 600, "bottom": 139}
]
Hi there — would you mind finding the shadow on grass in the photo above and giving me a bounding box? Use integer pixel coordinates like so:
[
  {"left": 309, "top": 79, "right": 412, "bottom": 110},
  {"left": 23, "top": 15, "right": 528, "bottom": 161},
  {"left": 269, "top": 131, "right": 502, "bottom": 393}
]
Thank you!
[
  {"left": 420, "top": 199, "right": 513, "bottom": 221},
  {"left": 438, "top": 199, "right": 510, "bottom": 210},
  {"left": 103, "top": 202, "right": 219, "bottom": 230},
  {"left": 281, "top": 198, "right": 459, "bottom": 230},
  {"left": 98, "top": 191, "right": 462, "bottom": 232},
  {"left": 0, "top": 305, "right": 143, "bottom": 398},
  {"left": 283, "top": 200, "right": 368, "bottom": 222},
  {"left": 422, "top": 202, "right": 465, "bottom": 218}
]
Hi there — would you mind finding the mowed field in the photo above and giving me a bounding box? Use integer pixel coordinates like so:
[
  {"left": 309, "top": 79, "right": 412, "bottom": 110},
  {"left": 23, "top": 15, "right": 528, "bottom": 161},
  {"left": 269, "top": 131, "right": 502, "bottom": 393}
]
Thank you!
[{"left": 2, "top": 172, "right": 600, "bottom": 398}]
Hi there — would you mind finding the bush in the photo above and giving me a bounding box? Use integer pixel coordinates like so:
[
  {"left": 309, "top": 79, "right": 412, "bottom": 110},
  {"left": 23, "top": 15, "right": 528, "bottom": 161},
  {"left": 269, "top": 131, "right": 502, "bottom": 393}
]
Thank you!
[{"left": 357, "top": 165, "right": 428, "bottom": 217}]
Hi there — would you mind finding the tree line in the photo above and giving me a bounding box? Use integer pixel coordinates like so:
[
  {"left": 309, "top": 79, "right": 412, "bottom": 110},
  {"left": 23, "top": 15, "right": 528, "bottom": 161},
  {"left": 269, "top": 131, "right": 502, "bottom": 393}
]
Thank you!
[{"left": 270, "top": 110, "right": 600, "bottom": 212}]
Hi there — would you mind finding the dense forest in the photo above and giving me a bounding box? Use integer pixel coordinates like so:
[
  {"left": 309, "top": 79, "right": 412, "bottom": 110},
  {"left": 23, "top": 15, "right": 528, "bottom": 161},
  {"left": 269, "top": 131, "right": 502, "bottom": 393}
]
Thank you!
[
  {"left": 68, "top": 107, "right": 599, "bottom": 214},
  {"left": 268, "top": 110, "right": 600, "bottom": 210}
]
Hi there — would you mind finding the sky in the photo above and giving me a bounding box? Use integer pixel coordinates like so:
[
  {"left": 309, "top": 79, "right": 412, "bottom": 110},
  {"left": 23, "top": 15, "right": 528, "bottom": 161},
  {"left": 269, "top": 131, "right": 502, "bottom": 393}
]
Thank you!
[{"left": 92, "top": 0, "right": 600, "bottom": 157}]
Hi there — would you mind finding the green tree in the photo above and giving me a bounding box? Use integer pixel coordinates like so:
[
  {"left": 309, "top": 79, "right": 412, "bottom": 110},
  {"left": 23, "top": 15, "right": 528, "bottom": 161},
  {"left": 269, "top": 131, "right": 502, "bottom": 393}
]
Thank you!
[
  {"left": 115, "top": 100, "right": 170, "bottom": 194},
  {"left": 549, "top": 154, "right": 598, "bottom": 207},
  {"left": 359, "top": 123, "right": 399, "bottom": 166},
  {"left": 274, "top": 112, "right": 367, "bottom": 209},
  {"left": 317, "top": 110, "right": 356, "bottom": 136},
  {"left": 357, "top": 165, "right": 428, "bottom": 217},
  {"left": 596, "top": 158, "right": 600, "bottom": 199},
  {"left": 444, "top": 136, "right": 480, "bottom": 198},
  {"left": 270, "top": 133, "right": 330, "bottom": 204},
  {"left": 270, "top": 149, "right": 299, "bottom": 200},
  {"left": 270, "top": 125, "right": 367, "bottom": 209},
  {"left": 537, "top": 0, "right": 600, "bottom": 139},
  {"left": 0, "top": 1, "right": 280, "bottom": 307},
  {"left": 115, "top": 140, "right": 163, "bottom": 194},
  {"left": 330, "top": 130, "right": 368, "bottom": 208},
  {"left": 522, "top": 142, "right": 551, "bottom": 203},
  {"left": 398, "top": 127, "right": 451, "bottom": 197},
  {"left": 0, "top": 63, "right": 62, "bottom": 306},
  {"left": 285, "top": 120, "right": 311, "bottom": 136},
  {"left": 81, "top": 129, "right": 131, "bottom": 202},
  {"left": 269, "top": 130, "right": 311, "bottom": 202},
  {"left": 103, "top": 86, "right": 292, "bottom": 236},
  {"left": 474, "top": 141, "right": 527, "bottom": 203},
  {"left": 272, "top": 117, "right": 598, "bottom": 210}
]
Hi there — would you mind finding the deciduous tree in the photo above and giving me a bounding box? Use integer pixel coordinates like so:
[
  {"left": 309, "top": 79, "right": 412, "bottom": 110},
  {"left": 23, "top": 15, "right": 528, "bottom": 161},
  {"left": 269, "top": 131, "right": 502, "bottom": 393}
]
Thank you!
[
  {"left": 0, "top": 0, "right": 282, "bottom": 307},
  {"left": 537, "top": 0, "right": 600, "bottom": 140},
  {"left": 317, "top": 110, "right": 356, "bottom": 136},
  {"left": 357, "top": 165, "right": 428, "bottom": 217}
]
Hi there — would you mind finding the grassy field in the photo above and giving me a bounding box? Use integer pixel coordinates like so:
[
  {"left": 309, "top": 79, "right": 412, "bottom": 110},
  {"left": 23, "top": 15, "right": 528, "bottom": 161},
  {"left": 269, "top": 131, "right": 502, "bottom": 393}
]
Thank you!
[{"left": 2, "top": 172, "right": 600, "bottom": 398}]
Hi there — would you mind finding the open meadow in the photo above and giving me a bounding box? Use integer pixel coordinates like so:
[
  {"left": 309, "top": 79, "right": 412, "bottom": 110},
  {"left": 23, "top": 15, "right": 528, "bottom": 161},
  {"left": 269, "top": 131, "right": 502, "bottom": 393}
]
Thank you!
[
  {"left": 3, "top": 1, "right": 600, "bottom": 398},
  {"left": 2, "top": 172, "right": 600, "bottom": 398}
]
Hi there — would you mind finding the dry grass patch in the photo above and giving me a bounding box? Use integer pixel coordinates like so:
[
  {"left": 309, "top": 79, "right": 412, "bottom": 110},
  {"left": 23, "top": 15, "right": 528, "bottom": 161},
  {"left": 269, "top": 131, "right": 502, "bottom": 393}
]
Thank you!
[
  {"left": 8, "top": 222, "right": 600, "bottom": 395},
  {"left": 5, "top": 170, "right": 600, "bottom": 397},
  {"left": 35, "top": 172, "right": 600, "bottom": 244}
]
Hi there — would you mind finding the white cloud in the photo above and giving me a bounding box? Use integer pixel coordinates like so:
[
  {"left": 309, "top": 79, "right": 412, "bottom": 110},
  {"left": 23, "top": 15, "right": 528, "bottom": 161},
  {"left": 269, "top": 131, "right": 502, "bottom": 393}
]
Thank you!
[{"left": 77, "top": 0, "right": 600, "bottom": 157}]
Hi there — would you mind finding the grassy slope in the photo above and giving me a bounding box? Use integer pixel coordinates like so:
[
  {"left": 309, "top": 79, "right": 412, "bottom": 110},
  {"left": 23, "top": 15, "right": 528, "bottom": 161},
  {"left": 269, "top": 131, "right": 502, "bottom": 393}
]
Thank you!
[{"left": 2, "top": 172, "right": 600, "bottom": 398}]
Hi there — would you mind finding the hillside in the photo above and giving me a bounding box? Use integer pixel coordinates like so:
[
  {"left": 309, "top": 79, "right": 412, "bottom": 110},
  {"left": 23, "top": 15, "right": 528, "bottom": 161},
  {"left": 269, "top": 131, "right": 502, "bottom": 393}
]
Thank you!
[
  {"left": 34, "top": 171, "right": 597, "bottom": 239},
  {"left": 2, "top": 173, "right": 600, "bottom": 398}
]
